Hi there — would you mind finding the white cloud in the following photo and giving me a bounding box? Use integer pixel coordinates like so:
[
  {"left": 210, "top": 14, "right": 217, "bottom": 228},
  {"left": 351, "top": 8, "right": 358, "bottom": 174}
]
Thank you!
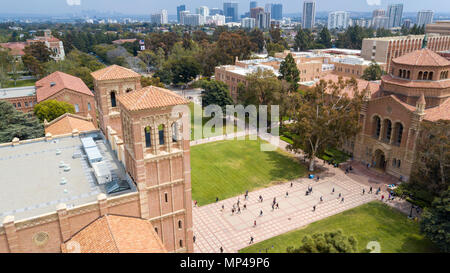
[
  {"left": 66, "top": 0, "right": 81, "bottom": 6},
  {"left": 366, "top": 0, "right": 381, "bottom": 6}
]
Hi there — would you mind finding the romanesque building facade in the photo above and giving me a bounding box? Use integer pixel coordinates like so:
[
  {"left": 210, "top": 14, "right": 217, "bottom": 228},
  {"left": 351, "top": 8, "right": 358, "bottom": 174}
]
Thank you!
[{"left": 353, "top": 48, "right": 449, "bottom": 181}]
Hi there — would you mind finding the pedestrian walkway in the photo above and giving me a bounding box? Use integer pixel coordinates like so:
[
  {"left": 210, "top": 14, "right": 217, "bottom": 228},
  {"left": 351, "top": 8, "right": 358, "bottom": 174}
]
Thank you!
[{"left": 192, "top": 167, "right": 378, "bottom": 253}]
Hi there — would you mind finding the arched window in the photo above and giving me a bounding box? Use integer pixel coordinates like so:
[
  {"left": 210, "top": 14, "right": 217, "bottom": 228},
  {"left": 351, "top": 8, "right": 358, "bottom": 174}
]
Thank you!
[
  {"left": 428, "top": 72, "right": 433, "bottom": 80},
  {"left": 384, "top": 119, "right": 392, "bottom": 142},
  {"left": 398, "top": 69, "right": 403, "bottom": 77},
  {"left": 110, "top": 91, "right": 117, "bottom": 107},
  {"left": 407, "top": 70, "right": 411, "bottom": 79},
  {"left": 418, "top": 71, "right": 423, "bottom": 80},
  {"left": 179, "top": 240, "right": 183, "bottom": 247},
  {"left": 158, "top": 124, "right": 165, "bottom": 145},
  {"left": 178, "top": 220, "right": 182, "bottom": 229},
  {"left": 394, "top": 122, "right": 403, "bottom": 146},
  {"left": 423, "top": 71, "right": 428, "bottom": 80},
  {"left": 145, "top": 126, "right": 151, "bottom": 148},
  {"left": 392, "top": 158, "right": 397, "bottom": 167},
  {"left": 373, "top": 116, "right": 381, "bottom": 138},
  {"left": 172, "top": 122, "right": 178, "bottom": 142},
  {"left": 88, "top": 102, "right": 91, "bottom": 111},
  {"left": 397, "top": 160, "right": 401, "bottom": 168}
]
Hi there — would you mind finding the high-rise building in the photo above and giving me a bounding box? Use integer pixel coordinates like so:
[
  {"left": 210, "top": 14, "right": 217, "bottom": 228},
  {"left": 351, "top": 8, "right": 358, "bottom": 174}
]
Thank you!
[
  {"left": 271, "top": 4, "right": 283, "bottom": 21},
  {"left": 302, "top": 1, "right": 316, "bottom": 30},
  {"left": 177, "top": 5, "right": 186, "bottom": 23},
  {"left": 256, "top": 11, "right": 271, "bottom": 29},
  {"left": 241, "top": 17, "right": 256, "bottom": 29},
  {"left": 224, "top": 2, "right": 239, "bottom": 22},
  {"left": 372, "top": 9, "right": 385, "bottom": 18},
  {"left": 151, "top": 10, "right": 168, "bottom": 25},
  {"left": 328, "top": 11, "right": 349, "bottom": 30},
  {"left": 196, "top": 6, "right": 210, "bottom": 17},
  {"left": 417, "top": 10, "right": 434, "bottom": 27},
  {"left": 265, "top": 3, "right": 272, "bottom": 13},
  {"left": 250, "top": 1, "right": 258, "bottom": 10},
  {"left": 372, "top": 16, "right": 389, "bottom": 29},
  {"left": 251, "top": 7, "right": 264, "bottom": 19},
  {"left": 403, "top": 19, "right": 412, "bottom": 29},
  {"left": 181, "top": 12, "right": 204, "bottom": 26},
  {"left": 387, "top": 4, "right": 403, "bottom": 28}
]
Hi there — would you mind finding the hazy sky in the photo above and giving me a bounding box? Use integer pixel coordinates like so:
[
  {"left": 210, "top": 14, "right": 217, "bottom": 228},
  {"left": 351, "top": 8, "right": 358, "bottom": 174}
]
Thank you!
[{"left": 1, "top": 0, "right": 449, "bottom": 15}]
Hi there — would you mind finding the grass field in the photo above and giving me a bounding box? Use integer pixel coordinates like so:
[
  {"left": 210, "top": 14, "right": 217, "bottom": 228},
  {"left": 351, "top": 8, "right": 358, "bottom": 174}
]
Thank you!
[
  {"left": 239, "top": 202, "right": 438, "bottom": 253},
  {"left": 191, "top": 139, "right": 307, "bottom": 206}
]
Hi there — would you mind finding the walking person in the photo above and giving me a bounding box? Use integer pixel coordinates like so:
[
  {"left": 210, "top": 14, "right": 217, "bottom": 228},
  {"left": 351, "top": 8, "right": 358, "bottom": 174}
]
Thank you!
[
  {"left": 290, "top": 182, "right": 293, "bottom": 188},
  {"left": 341, "top": 197, "right": 344, "bottom": 203},
  {"left": 220, "top": 247, "right": 223, "bottom": 253},
  {"left": 338, "top": 193, "right": 341, "bottom": 198},
  {"left": 286, "top": 191, "right": 289, "bottom": 198},
  {"left": 276, "top": 203, "right": 279, "bottom": 209},
  {"left": 253, "top": 220, "right": 257, "bottom": 227},
  {"left": 221, "top": 205, "right": 224, "bottom": 212},
  {"left": 362, "top": 188, "right": 365, "bottom": 195},
  {"left": 260, "top": 210, "right": 263, "bottom": 217},
  {"left": 216, "top": 197, "right": 219, "bottom": 203},
  {"left": 249, "top": 236, "right": 254, "bottom": 244},
  {"left": 332, "top": 187, "right": 335, "bottom": 194},
  {"left": 243, "top": 204, "right": 247, "bottom": 210},
  {"left": 381, "top": 195, "right": 385, "bottom": 202},
  {"left": 238, "top": 207, "right": 241, "bottom": 214},
  {"left": 313, "top": 205, "right": 316, "bottom": 212},
  {"left": 193, "top": 235, "right": 196, "bottom": 243},
  {"left": 320, "top": 196, "right": 323, "bottom": 202},
  {"left": 272, "top": 203, "right": 275, "bottom": 211},
  {"left": 369, "top": 186, "right": 372, "bottom": 194}
]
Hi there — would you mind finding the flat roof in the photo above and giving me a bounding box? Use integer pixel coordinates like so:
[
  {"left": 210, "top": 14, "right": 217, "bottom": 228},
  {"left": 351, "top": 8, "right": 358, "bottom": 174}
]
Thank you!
[
  {"left": 0, "top": 86, "right": 36, "bottom": 99},
  {"left": 0, "top": 132, "right": 136, "bottom": 224}
]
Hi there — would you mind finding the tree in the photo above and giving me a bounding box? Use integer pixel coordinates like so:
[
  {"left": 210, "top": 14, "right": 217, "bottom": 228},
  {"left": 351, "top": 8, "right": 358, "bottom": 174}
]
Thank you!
[
  {"left": 362, "top": 62, "right": 384, "bottom": 81},
  {"left": 287, "top": 78, "right": 362, "bottom": 171},
  {"left": 335, "top": 26, "right": 373, "bottom": 49},
  {"left": 278, "top": 53, "right": 300, "bottom": 91},
  {"left": 141, "top": 76, "right": 165, "bottom": 88},
  {"left": 215, "top": 32, "right": 253, "bottom": 65},
  {"left": 0, "top": 101, "right": 44, "bottom": 143},
  {"left": 286, "top": 230, "right": 358, "bottom": 253},
  {"left": 294, "top": 28, "right": 314, "bottom": 51},
  {"left": 199, "top": 79, "right": 234, "bottom": 112},
  {"left": 420, "top": 187, "right": 450, "bottom": 252},
  {"left": 22, "top": 54, "right": 45, "bottom": 79},
  {"left": 410, "top": 120, "right": 450, "bottom": 198},
  {"left": 0, "top": 66, "right": 8, "bottom": 88},
  {"left": 237, "top": 68, "right": 282, "bottom": 107},
  {"left": 248, "top": 29, "right": 265, "bottom": 53},
  {"left": 24, "top": 42, "right": 53, "bottom": 63},
  {"left": 34, "top": 100, "right": 75, "bottom": 123},
  {"left": 170, "top": 56, "right": 201, "bottom": 85},
  {"left": 317, "top": 27, "right": 332, "bottom": 48}
]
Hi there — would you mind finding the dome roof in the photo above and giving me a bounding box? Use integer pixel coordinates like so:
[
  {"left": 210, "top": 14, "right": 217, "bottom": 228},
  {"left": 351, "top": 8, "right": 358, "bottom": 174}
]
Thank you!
[{"left": 392, "top": 48, "right": 450, "bottom": 67}]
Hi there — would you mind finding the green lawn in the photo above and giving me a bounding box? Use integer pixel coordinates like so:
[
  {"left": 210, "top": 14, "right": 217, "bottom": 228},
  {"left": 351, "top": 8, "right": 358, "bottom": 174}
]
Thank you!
[
  {"left": 2, "top": 79, "right": 36, "bottom": 88},
  {"left": 191, "top": 139, "right": 307, "bottom": 206},
  {"left": 240, "top": 202, "right": 438, "bottom": 253}
]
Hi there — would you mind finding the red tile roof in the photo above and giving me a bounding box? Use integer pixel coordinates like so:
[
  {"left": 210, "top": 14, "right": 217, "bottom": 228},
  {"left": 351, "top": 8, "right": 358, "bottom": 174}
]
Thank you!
[
  {"left": 118, "top": 86, "right": 189, "bottom": 111},
  {"left": 318, "top": 74, "right": 381, "bottom": 99},
  {"left": 44, "top": 113, "right": 96, "bottom": 136},
  {"left": 392, "top": 48, "right": 450, "bottom": 67},
  {"left": 91, "top": 65, "right": 141, "bottom": 81},
  {"left": 425, "top": 98, "right": 450, "bottom": 121},
  {"left": 61, "top": 215, "right": 167, "bottom": 253},
  {"left": 35, "top": 71, "right": 93, "bottom": 102},
  {"left": 0, "top": 42, "right": 26, "bottom": 56}
]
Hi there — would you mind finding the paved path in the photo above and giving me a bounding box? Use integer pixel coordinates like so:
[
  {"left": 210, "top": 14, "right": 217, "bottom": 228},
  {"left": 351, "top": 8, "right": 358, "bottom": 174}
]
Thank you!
[{"left": 192, "top": 167, "right": 380, "bottom": 253}]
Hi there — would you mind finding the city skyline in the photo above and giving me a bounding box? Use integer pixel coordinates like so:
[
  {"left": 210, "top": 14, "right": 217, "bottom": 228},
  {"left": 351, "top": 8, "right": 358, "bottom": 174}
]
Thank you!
[{"left": 1, "top": 0, "right": 449, "bottom": 15}]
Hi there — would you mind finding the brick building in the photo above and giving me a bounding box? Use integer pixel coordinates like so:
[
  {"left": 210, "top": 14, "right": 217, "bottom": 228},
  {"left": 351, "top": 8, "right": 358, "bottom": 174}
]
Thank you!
[
  {"left": 0, "top": 65, "right": 193, "bottom": 253},
  {"left": 361, "top": 34, "right": 450, "bottom": 73},
  {"left": 353, "top": 48, "right": 450, "bottom": 181}
]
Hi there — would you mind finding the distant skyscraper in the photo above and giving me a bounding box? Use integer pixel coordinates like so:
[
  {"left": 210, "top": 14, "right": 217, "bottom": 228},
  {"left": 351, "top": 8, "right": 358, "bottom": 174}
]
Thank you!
[
  {"left": 302, "top": 1, "right": 316, "bottom": 30},
  {"left": 265, "top": 3, "right": 272, "bottom": 13},
  {"left": 372, "top": 9, "right": 385, "bottom": 18},
  {"left": 328, "top": 11, "right": 349, "bottom": 30},
  {"left": 403, "top": 19, "right": 412, "bottom": 29},
  {"left": 151, "top": 9, "right": 168, "bottom": 25},
  {"left": 224, "top": 2, "right": 239, "bottom": 22},
  {"left": 372, "top": 16, "right": 389, "bottom": 29},
  {"left": 196, "top": 6, "right": 210, "bottom": 17},
  {"left": 271, "top": 4, "right": 283, "bottom": 20},
  {"left": 251, "top": 7, "right": 264, "bottom": 19},
  {"left": 177, "top": 5, "right": 186, "bottom": 23},
  {"left": 387, "top": 4, "right": 403, "bottom": 28},
  {"left": 250, "top": 1, "right": 257, "bottom": 11},
  {"left": 241, "top": 17, "right": 256, "bottom": 28},
  {"left": 417, "top": 10, "right": 434, "bottom": 27},
  {"left": 256, "top": 11, "right": 271, "bottom": 29}
]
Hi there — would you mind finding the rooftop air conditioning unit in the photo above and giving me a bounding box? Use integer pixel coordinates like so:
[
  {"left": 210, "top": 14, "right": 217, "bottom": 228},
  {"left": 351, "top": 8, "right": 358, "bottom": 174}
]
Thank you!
[{"left": 92, "top": 161, "right": 112, "bottom": 185}]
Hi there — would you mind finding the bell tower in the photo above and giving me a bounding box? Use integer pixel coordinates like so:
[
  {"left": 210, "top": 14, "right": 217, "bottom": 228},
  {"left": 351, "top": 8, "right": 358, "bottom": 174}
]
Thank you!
[
  {"left": 91, "top": 65, "right": 141, "bottom": 139},
  {"left": 117, "top": 86, "right": 193, "bottom": 253}
]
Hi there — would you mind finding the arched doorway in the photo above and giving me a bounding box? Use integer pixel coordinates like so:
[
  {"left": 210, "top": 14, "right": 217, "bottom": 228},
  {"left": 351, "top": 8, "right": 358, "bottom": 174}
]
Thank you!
[{"left": 373, "top": 149, "right": 387, "bottom": 171}]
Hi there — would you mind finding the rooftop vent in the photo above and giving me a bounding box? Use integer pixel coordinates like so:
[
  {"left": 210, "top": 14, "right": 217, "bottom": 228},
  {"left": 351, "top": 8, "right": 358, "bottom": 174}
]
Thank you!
[{"left": 50, "top": 82, "right": 56, "bottom": 87}]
